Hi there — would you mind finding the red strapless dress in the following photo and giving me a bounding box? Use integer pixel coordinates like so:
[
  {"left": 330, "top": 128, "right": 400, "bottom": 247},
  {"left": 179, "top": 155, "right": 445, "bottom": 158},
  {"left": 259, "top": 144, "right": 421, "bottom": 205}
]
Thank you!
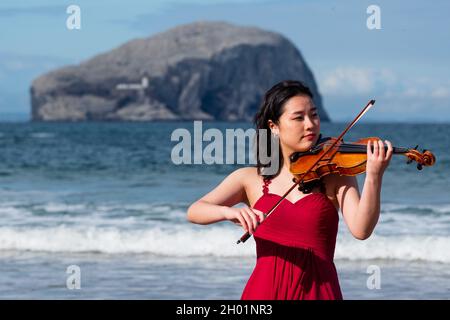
[{"left": 241, "top": 178, "right": 343, "bottom": 300}]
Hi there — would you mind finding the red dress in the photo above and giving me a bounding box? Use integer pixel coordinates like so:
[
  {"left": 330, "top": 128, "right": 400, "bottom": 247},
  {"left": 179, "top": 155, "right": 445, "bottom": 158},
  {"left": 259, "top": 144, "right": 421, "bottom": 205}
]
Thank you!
[{"left": 241, "top": 178, "right": 343, "bottom": 300}]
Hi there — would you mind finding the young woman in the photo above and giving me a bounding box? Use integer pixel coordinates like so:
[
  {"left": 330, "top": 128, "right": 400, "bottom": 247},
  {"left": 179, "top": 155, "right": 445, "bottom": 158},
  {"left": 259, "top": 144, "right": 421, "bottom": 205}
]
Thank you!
[{"left": 187, "top": 80, "right": 393, "bottom": 300}]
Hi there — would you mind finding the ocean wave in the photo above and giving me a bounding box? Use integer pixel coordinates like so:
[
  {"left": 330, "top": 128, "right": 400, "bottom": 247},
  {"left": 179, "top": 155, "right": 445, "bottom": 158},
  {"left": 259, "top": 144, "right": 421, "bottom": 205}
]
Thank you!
[
  {"left": 30, "top": 132, "right": 55, "bottom": 139},
  {"left": 382, "top": 203, "right": 450, "bottom": 216},
  {"left": 36, "top": 202, "right": 87, "bottom": 213},
  {"left": 0, "top": 225, "right": 448, "bottom": 263},
  {"left": 0, "top": 200, "right": 449, "bottom": 238},
  {"left": 0, "top": 225, "right": 254, "bottom": 257},
  {"left": 0, "top": 201, "right": 186, "bottom": 218},
  {"left": 335, "top": 234, "right": 450, "bottom": 263}
]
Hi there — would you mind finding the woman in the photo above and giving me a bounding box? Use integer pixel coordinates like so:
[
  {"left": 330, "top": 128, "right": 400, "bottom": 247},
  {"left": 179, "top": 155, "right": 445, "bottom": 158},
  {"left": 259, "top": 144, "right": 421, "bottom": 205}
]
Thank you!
[{"left": 187, "top": 80, "right": 393, "bottom": 300}]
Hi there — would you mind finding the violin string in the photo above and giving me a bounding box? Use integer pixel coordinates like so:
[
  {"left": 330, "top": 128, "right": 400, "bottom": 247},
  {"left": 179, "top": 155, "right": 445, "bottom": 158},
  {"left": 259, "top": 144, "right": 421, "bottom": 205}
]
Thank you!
[{"left": 325, "top": 143, "right": 407, "bottom": 153}]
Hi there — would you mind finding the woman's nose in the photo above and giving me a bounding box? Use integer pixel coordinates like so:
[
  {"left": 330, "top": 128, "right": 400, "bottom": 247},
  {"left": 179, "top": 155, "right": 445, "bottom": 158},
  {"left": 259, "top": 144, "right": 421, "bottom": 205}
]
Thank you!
[{"left": 304, "top": 115, "right": 316, "bottom": 129}]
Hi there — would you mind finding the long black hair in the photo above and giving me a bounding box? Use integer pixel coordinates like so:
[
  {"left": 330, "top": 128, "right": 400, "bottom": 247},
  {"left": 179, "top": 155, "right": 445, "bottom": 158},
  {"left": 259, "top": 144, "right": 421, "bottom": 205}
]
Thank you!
[{"left": 253, "top": 80, "right": 325, "bottom": 193}]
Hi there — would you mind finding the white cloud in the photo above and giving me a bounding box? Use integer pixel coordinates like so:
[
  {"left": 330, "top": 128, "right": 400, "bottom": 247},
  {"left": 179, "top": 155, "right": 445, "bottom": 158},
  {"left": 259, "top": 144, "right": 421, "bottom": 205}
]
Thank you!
[
  {"left": 318, "top": 67, "right": 450, "bottom": 121},
  {"left": 321, "top": 67, "right": 373, "bottom": 94},
  {"left": 320, "top": 67, "right": 398, "bottom": 95},
  {"left": 402, "top": 87, "right": 422, "bottom": 98},
  {"left": 319, "top": 66, "right": 449, "bottom": 101},
  {"left": 378, "top": 68, "right": 397, "bottom": 85},
  {"left": 430, "top": 86, "right": 450, "bottom": 99},
  {"left": 392, "top": 82, "right": 450, "bottom": 100}
]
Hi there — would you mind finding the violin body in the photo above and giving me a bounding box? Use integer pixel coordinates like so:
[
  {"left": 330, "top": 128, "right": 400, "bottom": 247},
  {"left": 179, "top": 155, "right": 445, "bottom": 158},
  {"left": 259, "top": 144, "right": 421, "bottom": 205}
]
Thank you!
[{"left": 289, "top": 136, "right": 436, "bottom": 185}]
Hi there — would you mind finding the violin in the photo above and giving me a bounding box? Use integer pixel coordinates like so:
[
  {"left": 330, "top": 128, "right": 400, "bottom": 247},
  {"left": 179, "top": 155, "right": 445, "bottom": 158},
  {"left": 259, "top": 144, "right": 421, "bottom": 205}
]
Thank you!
[
  {"left": 289, "top": 135, "right": 436, "bottom": 193},
  {"left": 236, "top": 99, "right": 436, "bottom": 244}
]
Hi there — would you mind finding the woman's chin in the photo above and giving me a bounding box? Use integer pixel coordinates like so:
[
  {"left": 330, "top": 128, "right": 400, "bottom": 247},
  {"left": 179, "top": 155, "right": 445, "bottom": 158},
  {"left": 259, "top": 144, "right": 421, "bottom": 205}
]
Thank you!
[
  {"left": 287, "top": 140, "right": 316, "bottom": 153},
  {"left": 295, "top": 143, "right": 313, "bottom": 152}
]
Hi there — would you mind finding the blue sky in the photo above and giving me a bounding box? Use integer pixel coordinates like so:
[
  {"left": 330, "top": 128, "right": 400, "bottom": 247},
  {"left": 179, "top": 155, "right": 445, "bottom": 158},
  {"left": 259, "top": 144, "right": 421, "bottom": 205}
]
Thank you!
[{"left": 0, "top": 0, "right": 449, "bottom": 122}]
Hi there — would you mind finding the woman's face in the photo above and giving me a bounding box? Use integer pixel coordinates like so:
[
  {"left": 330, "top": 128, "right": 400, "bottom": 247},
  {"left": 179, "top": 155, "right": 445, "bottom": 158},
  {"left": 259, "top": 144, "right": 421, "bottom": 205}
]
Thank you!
[{"left": 270, "top": 95, "right": 321, "bottom": 154}]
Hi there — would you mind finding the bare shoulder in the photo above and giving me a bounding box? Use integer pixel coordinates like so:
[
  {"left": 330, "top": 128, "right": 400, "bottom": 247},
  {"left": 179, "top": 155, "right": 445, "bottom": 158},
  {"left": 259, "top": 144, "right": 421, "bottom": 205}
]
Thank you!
[
  {"left": 232, "top": 166, "right": 257, "bottom": 177},
  {"left": 217, "top": 167, "right": 256, "bottom": 193},
  {"left": 234, "top": 166, "right": 260, "bottom": 188},
  {"left": 227, "top": 167, "right": 258, "bottom": 186},
  {"left": 196, "top": 167, "right": 258, "bottom": 208},
  {"left": 233, "top": 167, "right": 261, "bottom": 206}
]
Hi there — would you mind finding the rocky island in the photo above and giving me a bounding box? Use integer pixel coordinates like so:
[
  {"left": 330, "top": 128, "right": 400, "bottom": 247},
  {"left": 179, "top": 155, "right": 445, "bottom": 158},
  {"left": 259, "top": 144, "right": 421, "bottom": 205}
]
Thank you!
[{"left": 31, "top": 21, "right": 329, "bottom": 122}]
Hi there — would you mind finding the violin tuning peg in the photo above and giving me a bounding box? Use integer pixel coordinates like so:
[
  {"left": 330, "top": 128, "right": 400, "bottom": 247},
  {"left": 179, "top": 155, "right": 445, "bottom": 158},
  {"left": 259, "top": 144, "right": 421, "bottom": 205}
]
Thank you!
[
  {"left": 414, "top": 145, "right": 419, "bottom": 150},
  {"left": 422, "top": 149, "right": 427, "bottom": 153},
  {"left": 406, "top": 159, "right": 412, "bottom": 164},
  {"left": 417, "top": 163, "right": 423, "bottom": 170},
  {"left": 292, "top": 178, "right": 297, "bottom": 183}
]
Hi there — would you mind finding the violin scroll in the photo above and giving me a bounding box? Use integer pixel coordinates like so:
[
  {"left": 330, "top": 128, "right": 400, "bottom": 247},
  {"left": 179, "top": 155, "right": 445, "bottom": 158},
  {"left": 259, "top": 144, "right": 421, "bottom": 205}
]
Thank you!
[{"left": 405, "top": 146, "right": 436, "bottom": 170}]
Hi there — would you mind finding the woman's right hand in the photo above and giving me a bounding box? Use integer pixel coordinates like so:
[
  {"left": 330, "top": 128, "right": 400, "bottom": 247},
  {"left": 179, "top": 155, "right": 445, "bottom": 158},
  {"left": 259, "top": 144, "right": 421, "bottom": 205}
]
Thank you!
[{"left": 221, "top": 206, "right": 266, "bottom": 234}]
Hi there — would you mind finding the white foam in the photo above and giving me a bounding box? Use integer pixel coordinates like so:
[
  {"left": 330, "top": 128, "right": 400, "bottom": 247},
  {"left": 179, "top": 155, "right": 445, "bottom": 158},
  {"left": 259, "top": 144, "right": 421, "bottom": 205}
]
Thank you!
[
  {"left": 0, "top": 202, "right": 187, "bottom": 225},
  {"left": 370, "top": 212, "right": 450, "bottom": 237},
  {"left": 37, "top": 202, "right": 87, "bottom": 213},
  {"left": 0, "top": 225, "right": 448, "bottom": 263},
  {"left": 336, "top": 233, "right": 450, "bottom": 263},
  {"left": 0, "top": 225, "right": 255, "bottom": 257}
]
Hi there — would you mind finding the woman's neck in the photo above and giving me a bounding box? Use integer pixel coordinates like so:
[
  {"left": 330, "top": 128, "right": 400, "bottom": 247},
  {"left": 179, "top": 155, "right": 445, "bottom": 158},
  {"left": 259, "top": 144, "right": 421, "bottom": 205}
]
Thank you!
[{"left": 279, "top": 162, "right": 293, "bottom": 178}]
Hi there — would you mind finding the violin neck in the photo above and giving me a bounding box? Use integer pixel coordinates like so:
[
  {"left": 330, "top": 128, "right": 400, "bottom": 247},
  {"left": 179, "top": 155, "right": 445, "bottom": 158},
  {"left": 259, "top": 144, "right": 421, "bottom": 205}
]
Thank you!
[{"left": 339, "top": 143, "right": 409, "bottom": 154}]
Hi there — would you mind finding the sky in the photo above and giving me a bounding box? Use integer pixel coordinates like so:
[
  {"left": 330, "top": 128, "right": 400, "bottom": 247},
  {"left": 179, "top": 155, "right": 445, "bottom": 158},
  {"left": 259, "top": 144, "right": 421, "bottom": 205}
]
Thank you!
[{"left": 0, "top": 0, "right": 449, "bottom": 122}]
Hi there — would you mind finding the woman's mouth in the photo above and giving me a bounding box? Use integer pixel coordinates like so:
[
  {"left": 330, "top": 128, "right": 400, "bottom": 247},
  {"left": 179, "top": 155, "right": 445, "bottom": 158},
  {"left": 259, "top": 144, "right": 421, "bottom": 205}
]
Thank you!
[{"left": 303, "top": 133, "right": 316, "bottom": 140}]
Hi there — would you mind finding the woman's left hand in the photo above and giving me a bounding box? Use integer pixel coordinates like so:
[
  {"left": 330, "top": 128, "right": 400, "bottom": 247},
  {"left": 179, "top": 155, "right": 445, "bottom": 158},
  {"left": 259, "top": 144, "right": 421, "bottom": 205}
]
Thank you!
[{"left": 366, "top": 139, "right": 393, "bottom": 178}]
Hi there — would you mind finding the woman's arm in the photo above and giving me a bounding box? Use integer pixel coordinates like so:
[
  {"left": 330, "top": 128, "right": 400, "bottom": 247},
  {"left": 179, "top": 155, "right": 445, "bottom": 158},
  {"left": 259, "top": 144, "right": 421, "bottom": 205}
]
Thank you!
[
  {"left": 335, "top": 139, "right": 393, "bottom": 240},
  {"left": 335, "top": 174, "right": 381, "bottom": 240},
  {"left": 186, "top": 167, "right": 265, "bottom": 233}
]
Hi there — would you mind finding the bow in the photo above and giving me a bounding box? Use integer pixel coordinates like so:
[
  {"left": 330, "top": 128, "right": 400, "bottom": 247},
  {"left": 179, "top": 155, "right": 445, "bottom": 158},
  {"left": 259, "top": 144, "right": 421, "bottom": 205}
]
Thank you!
[{"left": 236, "top": 99, "right": 376, "bottom": 244}]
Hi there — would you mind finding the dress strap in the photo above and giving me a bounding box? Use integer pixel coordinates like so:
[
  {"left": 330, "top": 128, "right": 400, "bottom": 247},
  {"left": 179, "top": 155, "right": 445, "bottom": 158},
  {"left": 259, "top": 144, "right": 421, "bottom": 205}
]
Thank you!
[{"left": 262, "top": 178, "right": 272, "bottom": 195}]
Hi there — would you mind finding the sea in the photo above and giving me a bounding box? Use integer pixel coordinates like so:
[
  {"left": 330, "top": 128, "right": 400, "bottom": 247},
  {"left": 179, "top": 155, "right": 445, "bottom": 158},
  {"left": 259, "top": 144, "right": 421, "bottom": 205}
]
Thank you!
[{"left": 0, "top": 121, "right": 448, "bottom": 299}]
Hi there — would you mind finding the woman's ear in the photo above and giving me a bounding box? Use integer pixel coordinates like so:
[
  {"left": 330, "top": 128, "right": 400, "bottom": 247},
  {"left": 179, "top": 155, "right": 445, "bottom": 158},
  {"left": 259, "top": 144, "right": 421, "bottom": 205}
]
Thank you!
[{"left": 267, "top": 120, "right": 279, "bottom": 135}]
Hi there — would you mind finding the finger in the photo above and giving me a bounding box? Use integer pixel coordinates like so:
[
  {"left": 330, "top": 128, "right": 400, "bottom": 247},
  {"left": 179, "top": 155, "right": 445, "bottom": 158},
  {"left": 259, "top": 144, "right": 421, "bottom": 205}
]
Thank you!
[
  {"left": 245, "top": 208, "right": 259, "bottom": 233},
  {"left": 247, "top": 207, "right": 261, "bottom": 232},
  {"left": 253, "top": 209, "right": 266, "bottom": 223},
  {"left": 372, "top": 139, "right": 379, "bottom": 158},
  {"left": 240, "top": 210, "right": 253, "bottom": 234},
  {"left": 251, "top": 209, "right": 263, "bottom": 222},
  {"left": 385, "top": 139, "right": 392, "bottom": 148},
  {"left": 385, "top": 140, "right": 393, "bottom": 160},
  {"left": 232, "top": 218, "right": 241, "bottom": 225},
  {"left": 235, "top": 214, "right": 247, "bottom": 232},
  {"left": 378, "top": 140, "right": 385, "bottom": 159}
]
